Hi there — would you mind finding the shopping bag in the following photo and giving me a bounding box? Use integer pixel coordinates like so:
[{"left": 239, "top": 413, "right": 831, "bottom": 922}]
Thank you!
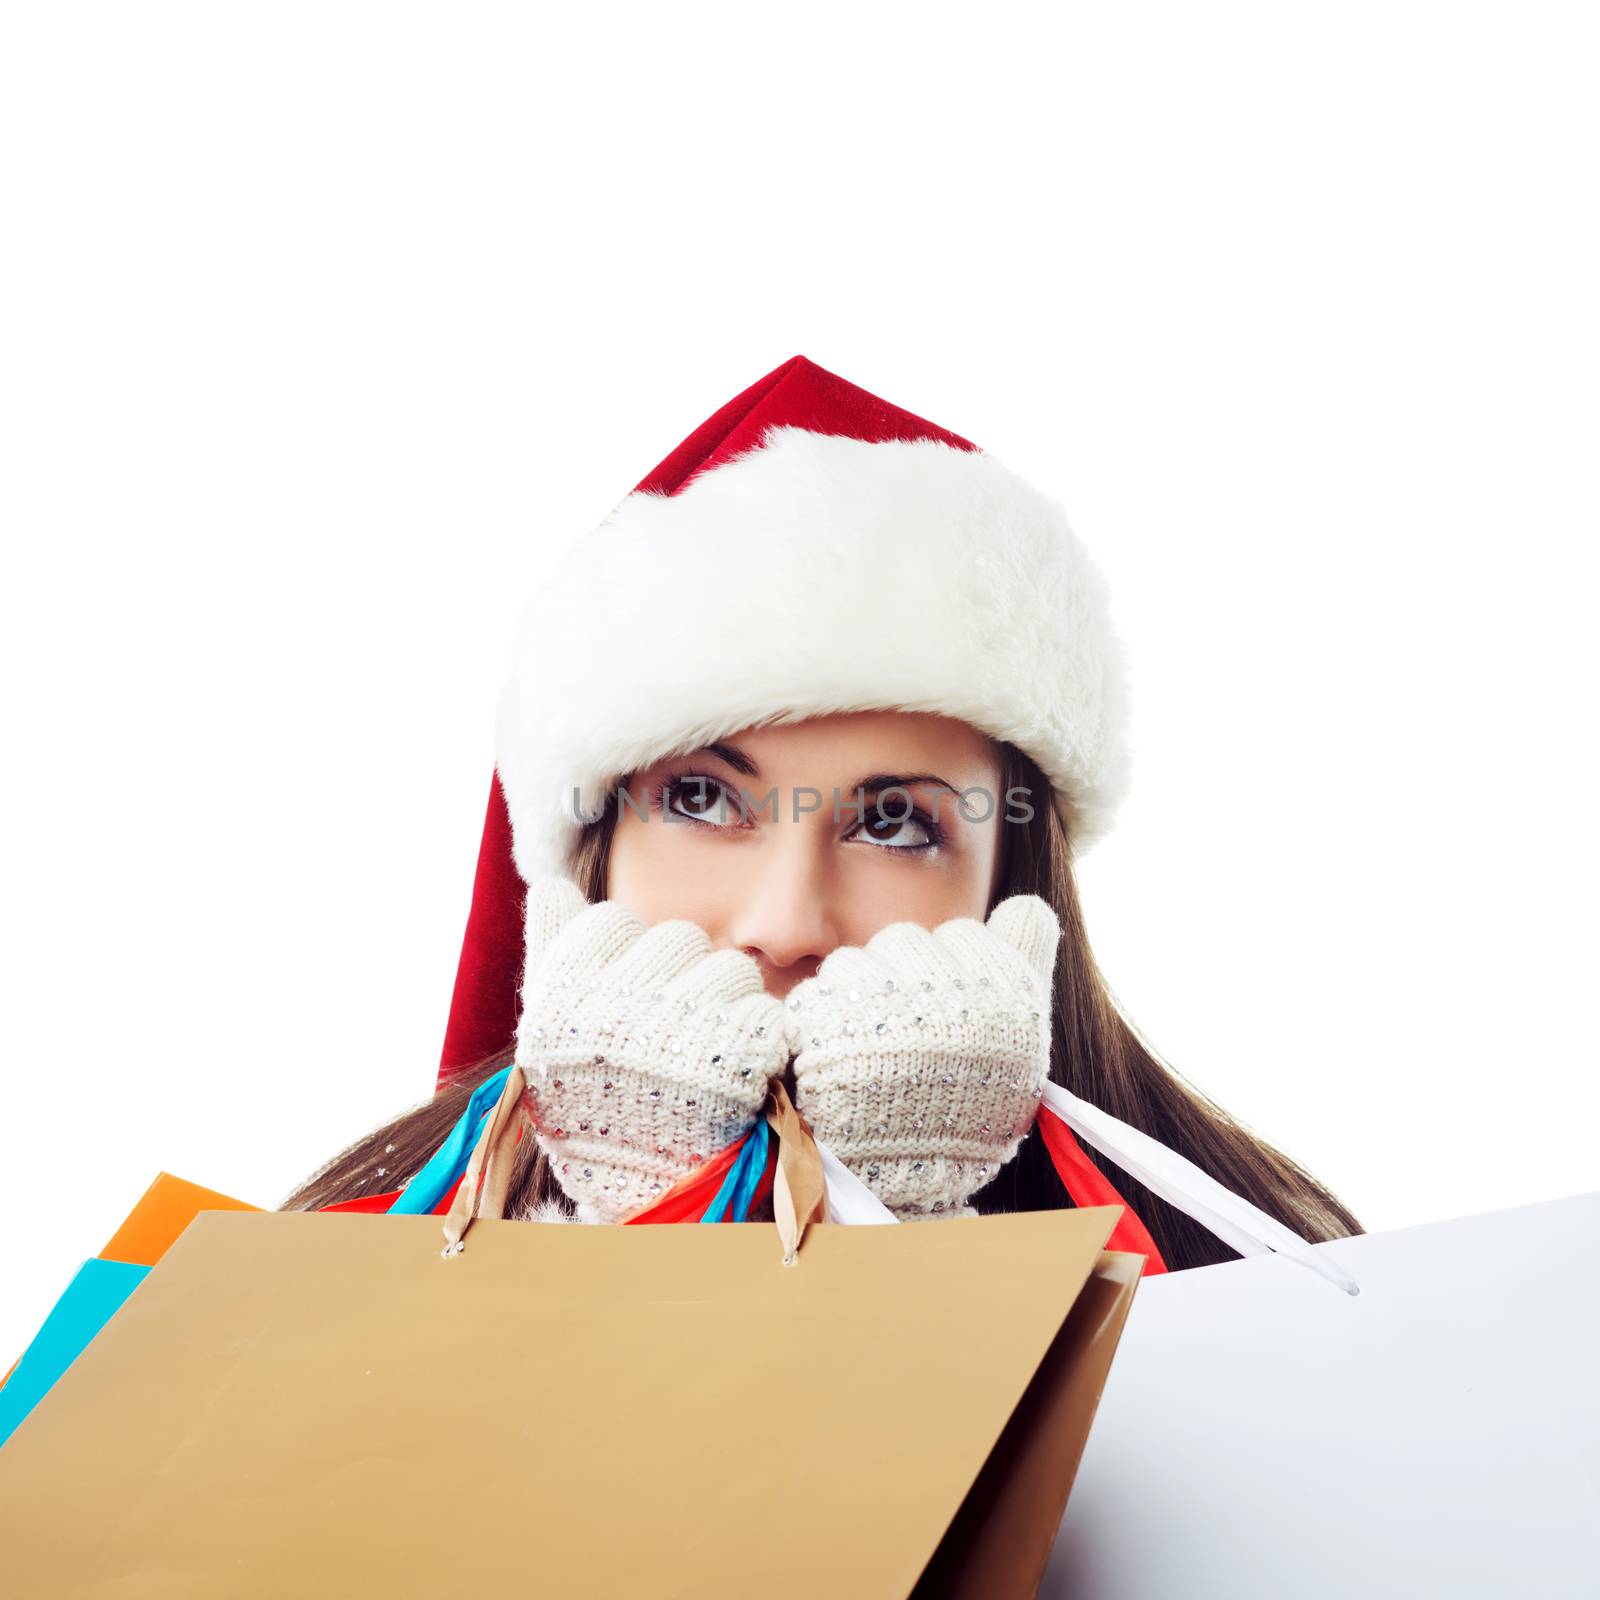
[
  {"left": 1046, "top": 1190, "right": 1600, "bottom": 1597},
  {"left": 0, "top": 1173, "right": 260, "bottom": 1446},
  {"left": 0, "top": 1260, "right": 150, "bottom": 1449},
  {"left": 0, "top": 1072, "right": 1144, "bottom": 1599},
  {"left": 3, "top": 1156, "right": 473, "bottom": 1431},
  {"left": 97, "top": 1171, "right": 261, "bottom": 1264}
]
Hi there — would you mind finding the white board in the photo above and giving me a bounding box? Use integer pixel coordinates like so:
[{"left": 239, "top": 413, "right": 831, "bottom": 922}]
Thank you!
[{"left": 1047, "top": 1190, "right": 1600, "bottom": 1598}]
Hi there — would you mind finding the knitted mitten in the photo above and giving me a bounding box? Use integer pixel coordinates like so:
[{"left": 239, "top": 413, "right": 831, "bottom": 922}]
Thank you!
[
  {"left": 514, "top": 877, "right": 790, "bottom": 1223},
  {"left": 782, "top": 895, "right": 1061, "bottom": 1220}
]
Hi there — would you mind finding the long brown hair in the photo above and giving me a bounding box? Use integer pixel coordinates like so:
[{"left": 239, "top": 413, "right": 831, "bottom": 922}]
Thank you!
[{"left": 282, "top": 742, "right": 1363, "bottom": 1268}]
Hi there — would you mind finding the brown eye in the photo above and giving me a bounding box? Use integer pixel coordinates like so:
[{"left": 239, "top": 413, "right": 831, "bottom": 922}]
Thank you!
[
  {"left": 663, "top": 774, "right": 734, "bottom": 826},
  {"left": 856, "top": 807, "right": 938, "bottom": 851}
]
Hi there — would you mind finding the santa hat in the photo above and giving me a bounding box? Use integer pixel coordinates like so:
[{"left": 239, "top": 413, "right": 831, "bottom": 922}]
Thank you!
[{"left": 438, "top": 354, "right": 1132, "bottom": 1086}]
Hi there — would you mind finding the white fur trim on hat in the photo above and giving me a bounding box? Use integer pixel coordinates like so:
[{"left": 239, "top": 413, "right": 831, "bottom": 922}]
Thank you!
[{"left": 494, "top": 424, "right": 1132, "bottom": 884}]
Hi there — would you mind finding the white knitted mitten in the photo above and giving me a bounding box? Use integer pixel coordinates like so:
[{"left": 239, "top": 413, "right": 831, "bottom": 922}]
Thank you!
[
  {"left": 782, "top": 895, "right": 1061, "bottom": 1220},
  {"left": 514, "top": 877, "right": 789, "bottom": 1223}
]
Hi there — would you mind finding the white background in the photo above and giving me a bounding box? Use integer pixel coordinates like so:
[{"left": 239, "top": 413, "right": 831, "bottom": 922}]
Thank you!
[{"left": 2, "top": 3, "right": 1596, "bottom": 1361}]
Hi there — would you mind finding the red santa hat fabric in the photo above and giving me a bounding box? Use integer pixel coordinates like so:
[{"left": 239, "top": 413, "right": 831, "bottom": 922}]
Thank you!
[{"left": 438, "top": 354, "right": 1131, "bottom": 1087}]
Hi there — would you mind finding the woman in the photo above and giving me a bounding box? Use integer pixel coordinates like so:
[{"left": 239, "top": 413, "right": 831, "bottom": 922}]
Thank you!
[{"left": 284, "top": 354, "right": 1362, "bottom": 1270}]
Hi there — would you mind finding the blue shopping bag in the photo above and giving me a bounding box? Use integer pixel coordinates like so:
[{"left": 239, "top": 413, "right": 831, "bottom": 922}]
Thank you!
[{"left": 0, "top": 1259, "right": 150, "bottom": 1448}]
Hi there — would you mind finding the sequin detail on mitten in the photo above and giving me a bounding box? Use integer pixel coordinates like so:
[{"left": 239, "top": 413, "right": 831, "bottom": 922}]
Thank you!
[{"left": 514, "top": 880, "right": 790, "bottom": 1223}]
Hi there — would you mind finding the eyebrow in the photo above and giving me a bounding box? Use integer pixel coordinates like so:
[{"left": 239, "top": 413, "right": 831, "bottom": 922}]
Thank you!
[{"left": 695, "top": 740, "right": 961, "bottom": 798}]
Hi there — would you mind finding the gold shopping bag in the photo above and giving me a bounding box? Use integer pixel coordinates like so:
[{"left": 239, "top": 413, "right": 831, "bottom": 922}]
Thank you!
[{"left": 0, "top": 1075, "right": 1142, "bottom": 1598}]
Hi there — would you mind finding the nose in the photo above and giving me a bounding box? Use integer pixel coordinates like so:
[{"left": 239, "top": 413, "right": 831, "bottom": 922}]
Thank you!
[{"left": 723, "top": 835, "right": 841, "bottom": 997}]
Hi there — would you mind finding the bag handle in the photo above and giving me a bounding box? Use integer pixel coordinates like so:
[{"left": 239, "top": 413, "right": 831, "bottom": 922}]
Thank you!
[
  {"left": 440, "top": 1064, "right": 530, "bottom": 1254},
  {"left": 439, "top": 1068, "right": 830, "bottom": 1264},
  {"left": 764, "top": 1078, "right": 827, "bottom": 1265}
]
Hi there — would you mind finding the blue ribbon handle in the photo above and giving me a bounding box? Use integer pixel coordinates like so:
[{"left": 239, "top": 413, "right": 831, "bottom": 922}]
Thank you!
[
  {"left": 386, "top": 1065, "right": 514, "bottom": 1215},
  {"left": 700, "top": 1117, "right": 770, "bottom": 1224},
  {"left": 387, "top": 1067, "right": 767, "bottom": 1224}
]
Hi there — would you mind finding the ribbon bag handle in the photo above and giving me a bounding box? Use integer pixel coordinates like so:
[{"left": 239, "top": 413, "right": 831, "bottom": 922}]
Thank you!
[
  {"left": 439, "top": 1069, "right": 833, "bottom": 1264},
  {"left": 440, "top": 1065, "right": 530, "bottom": 1255},
  {"left": 764, "top": 1078, "right": 828, "bottom": 1266}
]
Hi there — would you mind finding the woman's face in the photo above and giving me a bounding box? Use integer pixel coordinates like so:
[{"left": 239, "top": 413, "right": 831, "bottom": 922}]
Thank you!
[{"left": 605, "top": 711, "right": 1006, "bottom": 999}]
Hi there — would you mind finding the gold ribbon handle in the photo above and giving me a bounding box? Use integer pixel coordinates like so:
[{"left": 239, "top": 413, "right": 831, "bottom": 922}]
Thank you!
[
  {"left": 764, "top": 1078, "right": 828, "bottom": 1266},
  {"left": 440, "top": 1065, "right": 529, "bottom": 1255}
]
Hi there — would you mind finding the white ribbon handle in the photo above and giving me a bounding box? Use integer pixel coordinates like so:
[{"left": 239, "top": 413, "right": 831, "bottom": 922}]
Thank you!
[
  {"left": 1041, "top": 1082, "right": 1359, "bottom": 1296},
  {"left": 814, "top": 1138, "right": 899, "bottom": 1225}
]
